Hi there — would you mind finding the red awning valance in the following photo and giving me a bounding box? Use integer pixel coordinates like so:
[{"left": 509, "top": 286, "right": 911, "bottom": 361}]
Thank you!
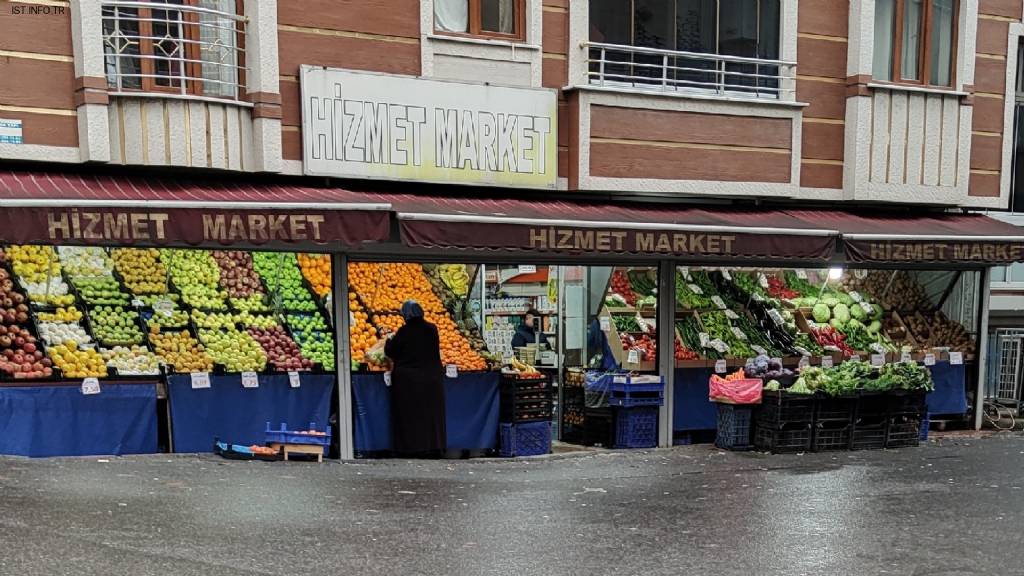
[{"left": 0, "top": 170, "right": 391, "bottom": 247}]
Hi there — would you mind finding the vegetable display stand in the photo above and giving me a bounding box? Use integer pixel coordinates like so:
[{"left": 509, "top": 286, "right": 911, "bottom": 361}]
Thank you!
[
  {"left": 814, "top": 394, "right": 855, "bottom": 425},
  {"left": 500, "top": 374, "right": 553, "bottom": 424},
  {"left": 754, "top": 423, "right": 813, "bottom": 453},
  {"left": 265, "top": 422, "right": 331, "bottom": 462},
  {"left": 614, "top": 406, "right": 658, "bottom": 449},
  {"left": 755, "top": 390, "right": 815, "bottom": 428},
  {"left": 714, "top": 403, "right": 753, "bottom": 451},
  {"left": 499, "top": 421, "right": 552, "bottom": 457},
  {"left": 812, "top": 422, "right": 851, "bottom": 451}
]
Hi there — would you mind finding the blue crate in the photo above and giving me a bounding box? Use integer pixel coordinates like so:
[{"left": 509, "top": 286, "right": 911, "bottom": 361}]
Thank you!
[
  {"left": 586, "top": 373, "right": 665, "bottom": 408},
  {"left": 265, "top": 422, "right": 332, "bottom": 450},
  {"left": 715, "top": 404, "right": 753, "bottom": 450},
  {"left": 499, "top": 421, "right": 551, "bottom": 457},
  {"left": 614, "top": 406, "right": 658, "bottom": 449},
  {"left": 920, "top": 412, "right": 930, "bottom": 442}
]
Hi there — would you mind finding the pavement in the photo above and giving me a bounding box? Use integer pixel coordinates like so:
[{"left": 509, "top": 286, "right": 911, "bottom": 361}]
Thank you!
[{"left": 2, "top": 433, "right": 1024, "bottom": 576}]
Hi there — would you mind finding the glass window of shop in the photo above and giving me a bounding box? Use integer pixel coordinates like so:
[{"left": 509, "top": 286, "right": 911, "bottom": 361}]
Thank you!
[{"left": 0, "top": 245, "right": 335, "bottom": 381}]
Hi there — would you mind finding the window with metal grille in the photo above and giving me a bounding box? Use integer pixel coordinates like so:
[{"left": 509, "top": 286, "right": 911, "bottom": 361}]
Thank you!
[{"left": 102, "top": 0, "right": 246, "bottom": 100}]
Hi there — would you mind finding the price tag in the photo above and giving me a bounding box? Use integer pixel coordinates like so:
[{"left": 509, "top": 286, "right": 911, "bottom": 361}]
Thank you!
[
  {"left": 758, "top": 274, "right": 770, "bottom": 289},
  {"left": 599, "top": 316, "right": 610, "bottom": 331},
  {"left": 688, "top": 283, "right": 703, "bottom": 295},
  {"left": 699, "top": 332, "right": 711, "bottom": 348},
  {"left": 711, "top": 296, "right": 727, "bottom": 310},
  {"left": 924, "top": 353, "right": 936, "bottom": 366},
  {"left": 849, "top": 291, "right": 862, "bottom": 303},
  {"left": 950, "top": 352, "right": 963, "bottom": 365},
  {"left": 710, "top": 339, "right": 730, "bottom": 354},
  {"left": 870, "top": 354, "right": 885, "bottom": 367},
  {"left": 679, "top": 266, "right": 689, "bottom": 277},
  {"left": 131, "top": 298, "right": 144, "bottom": 308},
  {"left": 798, "top": 356, "right": 810, "bottom": 369},
  {"left": 518, "top": 265, "right": 536, "bottom": 274},
  {"left": 731, "top": 327, "right": 748, "bottom": 341},
  {"left": 190, "top": 372, "right": 211, "bottom": 389},
  {"left": 154, "top": 298, "right": 174, "bottom": 318},
  {"left": 720, "top": 268, "right": 732, "bottom": 281},
  {"left": 627, "top": 349, "right": 640, "bottom": 364},
  {"left": 768, "top": 309, "right": 784, "bottom": 326},
  {"left": 870, "top": 343, "right": 886, "bottom": 354},
  {"left": 81, "top": 377, "right": 101, "bottom": 395},
  {"left": 900, "top": 352, "right": 913, "bottom": 364},
  {"left": 724, "top": 309, "right": 739, "bottom": 320},
  {"left": 383, "top": 371, "right": 392, "bottom": 386},
  {"left": 349, "top": 311, "right": 356, "bottom": 325},
  {"left": 288, "top": 371, "right": 302, "bottom": 387},
  {"left": 795, "top": 269, "right": 808, "bottom": 280},
  {"left": 241, "top": 371, "right": 259, "bottom": 389},
  {"left": 714, "top": 359, "right": 727, "bottom": 374},
  {"left": 850, "top": 354, "right": 861, "bottom": 362},
  {"left": 751, "top": 345, "right": 767, "bottom": 356},
  {"left": 821, "top": 356, "right": 834, "bottom": 369},
  {"left": 445, "top": 364, "right": 459, "bottom": 378},
  {"left": 794, "top": 346, "right": 811, "bottom": 357},
  {"left": 859, "top": 302, "right": 874, "bottom": 316}
]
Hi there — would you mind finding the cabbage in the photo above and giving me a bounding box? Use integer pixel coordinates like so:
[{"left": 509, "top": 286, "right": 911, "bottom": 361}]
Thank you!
[
  {"left": 850, "top": 304, "right": 868, "bottom": 321},
  {"left": 867, "top": 320, "right": 882, "bottom": 335},
  {"left": 822, "top": 297, "right": 839, "bottom": 308},
  {"left": 829, "top": 318, "right": 844, "bottom": 330},
  {"left": 847, "top": 318, "right": 864, "bottom": 331},
  {"left": 832, "top": 303, "right": 851, "bottom": 323},
  {"left": 812, "top": 303, "right": 831, "bottom": 323},
  {"left": 838, "top": 293, "right": 854, "bottom": 306}
]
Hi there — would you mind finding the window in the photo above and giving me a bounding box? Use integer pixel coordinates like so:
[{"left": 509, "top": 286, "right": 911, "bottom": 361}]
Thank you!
[
  {"left": 434, "top": 0, "right": 524, "bottom": 40},
  {"left": 873, "top": 0, "right": 957, "bottom": 86},
  {"left": 102, "top": 0, "right": 245, "bottom": 99},
  {"left": 588, "top": 0, "right": 782, "bottom": 96}
]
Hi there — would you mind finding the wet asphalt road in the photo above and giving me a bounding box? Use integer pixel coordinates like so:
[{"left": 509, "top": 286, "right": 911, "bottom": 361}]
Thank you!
[{"left": 1, "top": 434, "right": 1023, "bottom": 576}]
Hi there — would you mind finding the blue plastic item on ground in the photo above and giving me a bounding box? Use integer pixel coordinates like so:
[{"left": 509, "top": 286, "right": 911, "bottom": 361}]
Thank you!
[
  {"left": 614, "top": 406, "right": 658, "bottom": 449},
  {"left": 499, "top": 421, "right": 551, "bottom": 457},
  {"left": 920, "top": 412, "right": 930, "bottom": 441}
]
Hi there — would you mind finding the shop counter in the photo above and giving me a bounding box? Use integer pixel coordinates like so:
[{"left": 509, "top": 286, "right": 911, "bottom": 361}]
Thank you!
[
  {"left": 926, "top": 361, "right": 967, "bottom": 417},
  {"left": 166, "top": 373, "right": 334, "bottom": 453},
  {"left": 0, "top": 380, "right": 159, "bottom": 457},
  {"left": 351, "top": 372, "right": 500, "bottom": 455},
  {"left": 672, "top": 367, "right": 717, "bottom": 432}
]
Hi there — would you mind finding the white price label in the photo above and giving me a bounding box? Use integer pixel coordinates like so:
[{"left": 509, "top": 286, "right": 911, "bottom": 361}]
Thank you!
[
  {"left": 859, "top": 302, "right": 874, "bottom": 316},
  {"left": 821, "top": 356, "right": 834, "bottom": 368},
  {"left": 710, "top": 339, "right": 730, "bottom": 354},
  {"left": 131, "top": 298, "right": 144, "bottom": 308},
  {"left": 81, "top": 377, "right": 101, "bottom": 395},
  {"left": 850, "top": 354, "right": 861, "bottom": 362},
  {"left": 688, "top": 283, "right": 703, "bottom": 295},
  {"left": 241, "top": 371, "right": 259, "bottom": 389},
  {"left": 288, "top": 371, "right": 301, "bottom": 388},
  {"left": 383, "top": 371, "right": 392, "bottom": 386},
  {"left": 870, "top": 343, "right": 886, "bottom": 354},
  {"left": 190, "top": 372, "right": 211, "bottom": 389},
  {"left": 798, "top": 356, "right": 810, "bottom": 369},
  {"left": 154, "top": 298, "right": 175, "bottom": 318},
  {"left": 751, "top": 345, "right": 767, "bottom": 356},
  {"left": 720, "top": 268, "right": 732, "bottom": 281},
  {"left": 870, "top": 354, "right": 885, "bottom": 367},
  {"left": 795, "top": 269, "right": 808, "bottom": 280},
  {"left": 950, "top": 352, "right": 963, "bottom": 365},
  {"left": 517, "top": 265, "right": 536, "bottom": 274},
  {"left": 714, "top": 359, "right": 727, "bottom": 374},
  {"left": 349, "top": 311, "right": 356, "bottom": 325},
  {"left": 445, "top": 364, "right": 459, "bottom": 378},
  {"left": 599, "top": 316, "right": 610, "bottom": 331},
  {"left": 731, "top": 327, "right": 748, "bottom": 341},
  {"left": 699, "top": 332, "right": 711, "bottom": 348},
  {"left": 768, "top": 309, "right": 784, "bottom": 326},
  {"left": 849, "top": 291, "right": 863, "bottom": 303},
  {"left": 627, "top": 349, "right": 640, "bottom": 364},
  {"left": 711, "top": 296, "right": 727, "bottom": 310},
  {"left": 758, "top": 274, "right": 770, "bottom": 289},
  {"left": 924, "top": 353, "right": 936, "bottom": 366},
  {"left": 724, "top": 310, "right": 740, "bottom": 320},
  {"left": 900, "top": 352, "right": 913, "bottom": 364}
]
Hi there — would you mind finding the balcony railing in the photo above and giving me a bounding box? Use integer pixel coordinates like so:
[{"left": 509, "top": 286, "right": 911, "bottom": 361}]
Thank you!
[
  {"left": 584, "top": 42, "right": 796, "bottom": 100},
  {"left": 101, "top": 0, "right": 247, "bottom": 101}
]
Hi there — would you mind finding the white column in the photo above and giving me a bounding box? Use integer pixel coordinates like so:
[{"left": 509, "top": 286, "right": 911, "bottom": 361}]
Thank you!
[
  {"left": 657, "top": 260, "right": 676, "bottom": 447},
  {"left": 245, "top": 0, "right": 282, "bottom": 173},
  {"left": 974, "top": 268, "right": 992, "bottom": 431},
  {"left": 71, "top": 0, "right": 111, "bottom": 163},
  {"left": 332, "top": 253, "right": 355, "bottom": 459}
]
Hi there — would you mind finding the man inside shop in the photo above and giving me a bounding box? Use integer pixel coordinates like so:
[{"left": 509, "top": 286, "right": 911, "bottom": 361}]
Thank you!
[{"left": 511, "top": 309, "right": 549, "bottom": 349}]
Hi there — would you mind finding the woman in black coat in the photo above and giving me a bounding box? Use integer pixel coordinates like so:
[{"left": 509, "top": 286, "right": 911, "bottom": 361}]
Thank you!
[{"left": 384, "top": 300, "right": 447, "bottom": 457}]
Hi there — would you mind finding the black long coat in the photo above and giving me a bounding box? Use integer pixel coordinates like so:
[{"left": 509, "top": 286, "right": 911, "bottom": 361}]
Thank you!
[{"left": 384, "top": 317, "right": 446, "bottom": 455}]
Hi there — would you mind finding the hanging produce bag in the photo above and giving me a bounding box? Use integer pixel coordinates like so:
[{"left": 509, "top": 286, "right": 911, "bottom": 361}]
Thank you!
[{"left": 709, "top": 370, "right": 763, "bottom": 405}]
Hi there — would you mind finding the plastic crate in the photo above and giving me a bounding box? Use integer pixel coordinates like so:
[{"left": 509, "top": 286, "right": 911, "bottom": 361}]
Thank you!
[
  {"left": 583, "top": 408, "right": 616, "bottom": 447},
  {"left": 754, "top": 423, "right": 812, "bottom": 453},
  {"left": 851, "top": 416, "right": 887, "bottom": 450},
  {"left": 607, "top": 374, "right": 665, "bottom": 408},
  {"left": 920, "top": 412, "right": 930, "bottom": 442},
  {"left": 886, "top": 416, "right": 921, "bottom": 449},
  {"left": 756, "top": 390, "right": 815, "bottom": 427},
  {"left": 855, "top": 393, "right": 890, "bottom": 419},
  {"left": 614, "top": 406, "right": 658, "bottom": 449},
  {"left": 889, "top": 391, "right": 927, "bottom": 416},
  {"left": 815, "top": 395, "right": 855, "bottom": 424},
  {"left": 264, "top": 422, "right": 332, "bottom": 449},
  {"left": 812, "top": 422, "right": 851, "bottom": 452},
  {"left": 499, "top": 421, "right": 552, "bottom": 457},
  {"left": 715, "top": 404, "right": 753, "bottom": 450}
]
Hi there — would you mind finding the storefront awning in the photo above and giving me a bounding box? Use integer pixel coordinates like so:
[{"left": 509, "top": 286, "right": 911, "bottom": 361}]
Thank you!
[
  {"left": 791, "top": 210, "right": 1024, "bottom": 265},
  {"left": 0, "top": 170, "right": 391, "bottom": 247},
  {"left": 385, "top": 194, "right": 839, "bottom": 263}
]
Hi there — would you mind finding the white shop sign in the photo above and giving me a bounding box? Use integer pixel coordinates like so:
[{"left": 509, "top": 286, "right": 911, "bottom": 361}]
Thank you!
[{"left": 301, "top": 67, "right": 557, "bottom": 189}]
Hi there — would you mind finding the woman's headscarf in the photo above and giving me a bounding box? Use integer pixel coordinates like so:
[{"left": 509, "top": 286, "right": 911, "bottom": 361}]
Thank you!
[{"left": 400, "top": 300, "right": 424, "bottom": 321}]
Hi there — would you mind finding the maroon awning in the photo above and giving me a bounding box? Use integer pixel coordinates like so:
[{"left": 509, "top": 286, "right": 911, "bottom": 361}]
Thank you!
[
  {"left": 0, "top": 170, "right": 391, "bottom": 247},
  {"left": 789, "top": 210, "right": 1024, "bottom": 265},
  {"left": 373, "top": 193, "right": 839, "bottom": 262}
]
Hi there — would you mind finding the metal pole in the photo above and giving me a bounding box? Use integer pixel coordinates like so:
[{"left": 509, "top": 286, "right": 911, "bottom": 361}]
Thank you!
[
  {"left": 974, "top": 268, "right": 992, "bottom": 430},
  {"left": 657, "top": 260, "right": 676, "bottom": 447},
  {"left": 332, "top": 253, "right": 354, "bottom": 459}
]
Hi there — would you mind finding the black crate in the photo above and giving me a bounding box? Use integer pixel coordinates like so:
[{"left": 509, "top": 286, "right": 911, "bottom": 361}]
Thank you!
[
  {"left": 715, "top": 404, "right": 753, "bottom": 451},
  {"left": 583, "top": 408, "right": 616, "bottom": 448},
  {"left": 885, "top": 416, "right": 921, "bottom": 449},
  {"left": 812, "top": 422, "right": 851, "bottom": 452},
  {"left": 815, "top": 395, "right": 855, "bottom": 424},
  {"left": 500, "top": 376, "right": 554, "bottom": 424},
  {"left": 851, "top": 415, "right": 888, "bottom": 450},
  {"left": 755, "top": 390, "right": 815, "bottom": 428},
  {"left": 888, "top": 391, "right": 927, "bottom": 417},
  {"left": 754, "top": 423, "right": 812, "bottom": 453},
  {"left": 855, "top": 393, "right": 890, "bottom": 419}
]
